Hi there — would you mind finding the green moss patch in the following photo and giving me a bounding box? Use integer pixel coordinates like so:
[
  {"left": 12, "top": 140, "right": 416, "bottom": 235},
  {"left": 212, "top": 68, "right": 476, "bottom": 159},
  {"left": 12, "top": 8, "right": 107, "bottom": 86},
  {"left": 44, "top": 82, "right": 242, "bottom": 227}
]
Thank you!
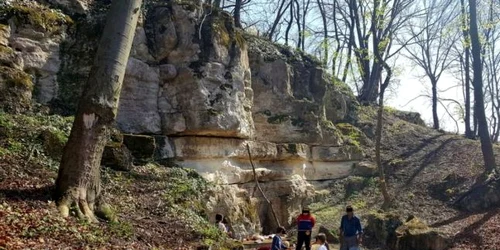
[
  {"left": 336, "top": 123, "right": 363, "bottom": 147},
  {"left": 0, "top": 66, "right": 33, "bottom": 90},
  {"left": 2, "top": 4, "right": 73, "bottom": 33}
]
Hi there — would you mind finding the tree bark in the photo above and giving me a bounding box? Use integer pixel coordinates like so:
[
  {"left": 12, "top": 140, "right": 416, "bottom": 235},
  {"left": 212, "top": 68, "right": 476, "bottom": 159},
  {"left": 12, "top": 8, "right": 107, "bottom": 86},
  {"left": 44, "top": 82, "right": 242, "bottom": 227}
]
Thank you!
[
  {"left": 55, "top": 0, "right": 143, "bottom": 221},
  {"left": 234, "top": 0, "right": 242, "bottom": 28},
  {"left": 460, "top": 0, "right": 473, "bottom": 139},
  {"left": 431, "top": 79, "right": 440, "bottom": 130},
  {"left": 316, "top": 0, "right": 328, "bottom": 67},
  {"left": 373, "top": 0, "right": 392, "bottom": 210},
  {"left": 468, "top": 0, "right": 497, "bottom": 172},
  {"left": 376, "top": 92, "right": 392, "bottom": 210},
  {"left": 267, "top": 0, "right": 290, "bottom": 41}
]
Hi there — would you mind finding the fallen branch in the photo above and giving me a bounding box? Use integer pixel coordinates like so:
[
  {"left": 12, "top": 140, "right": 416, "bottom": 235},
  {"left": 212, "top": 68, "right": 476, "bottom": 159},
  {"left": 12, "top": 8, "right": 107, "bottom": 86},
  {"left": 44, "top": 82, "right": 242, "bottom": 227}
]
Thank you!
[{"left": 246, "top": 143, "right": 281, "bottom": 227}]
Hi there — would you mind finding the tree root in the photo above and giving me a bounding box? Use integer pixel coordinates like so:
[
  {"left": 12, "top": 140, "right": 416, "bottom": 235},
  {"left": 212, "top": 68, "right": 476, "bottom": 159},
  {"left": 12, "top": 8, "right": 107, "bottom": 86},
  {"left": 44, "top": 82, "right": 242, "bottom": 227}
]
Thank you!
[{"left": 57, "top": 188, "right": 100, "bottom": 223}]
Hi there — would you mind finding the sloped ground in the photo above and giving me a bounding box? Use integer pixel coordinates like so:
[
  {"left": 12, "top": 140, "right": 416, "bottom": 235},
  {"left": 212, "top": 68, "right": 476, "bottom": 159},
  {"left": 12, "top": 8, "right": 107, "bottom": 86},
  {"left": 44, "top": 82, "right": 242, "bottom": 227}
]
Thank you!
[
  {"left": 378, "top": 109, "right": 500, "bottom": 250},
  {"left": 360, "top": 107, "right": 500, "bottom": 249},
  {"left": 0, "top": 111, "right": 235, "bottom": 249},
  {"left": 308, "top": 107, "right": 500, "bottom": 250},
  {"left": 2, "top": 107, "right": 500, "bottom": 249}
]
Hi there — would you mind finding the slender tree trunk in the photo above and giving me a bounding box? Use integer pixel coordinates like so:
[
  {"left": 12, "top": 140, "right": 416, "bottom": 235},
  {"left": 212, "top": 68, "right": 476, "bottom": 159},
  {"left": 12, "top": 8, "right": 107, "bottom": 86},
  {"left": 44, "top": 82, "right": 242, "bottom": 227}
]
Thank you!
[
  {"left": 460, "top": 0, "right": 473, "bottom": 139},
  {"left": 267, "top": 0, "right": 290, "bottom": 41},
  {"left": 234, "top": 0, "right": 242, "bottom": 28},
  {"left": 373, "top": 0, "right": 391, "bottom": 210},
  {"left": 294, "top": 0, "right": 302, "bottom": 49},
  {"left": 431, "top": 79, "right": 440, "bottom": 130},
  {"left": 468, "top": 0, "right": 497, "bottom": 172},
  {"left": 376, "top": 92, "right": 391, "bottom": 210},
  {"left": 213, "top": 0, "right": 221, "bottom": 8},
  {"left": 285, "top": 1, "right": 293, "bottom": 46},
  {"left": 55, "top": 0, "right": 143, "bottom": 221},
  {"left": 316, "top": 0, "right": 328, "bottom": 67}
]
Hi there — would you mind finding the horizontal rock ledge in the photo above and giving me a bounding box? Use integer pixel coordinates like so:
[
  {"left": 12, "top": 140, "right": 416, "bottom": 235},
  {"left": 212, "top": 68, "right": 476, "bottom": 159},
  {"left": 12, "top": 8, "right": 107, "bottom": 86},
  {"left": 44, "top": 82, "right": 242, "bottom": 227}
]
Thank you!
[
  {"left": 174, "top": 158, "right": 359, "bottom": 184},
  {"left": 152, "top": 135, "right": 364, "bottom": 162}
]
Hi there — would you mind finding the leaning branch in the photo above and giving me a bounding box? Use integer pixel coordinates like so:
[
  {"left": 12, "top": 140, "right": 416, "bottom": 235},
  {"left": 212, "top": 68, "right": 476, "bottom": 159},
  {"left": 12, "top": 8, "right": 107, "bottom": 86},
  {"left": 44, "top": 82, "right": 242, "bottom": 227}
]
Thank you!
[{"left": 246, "top": 144, "right": 281, "bottom": 227}]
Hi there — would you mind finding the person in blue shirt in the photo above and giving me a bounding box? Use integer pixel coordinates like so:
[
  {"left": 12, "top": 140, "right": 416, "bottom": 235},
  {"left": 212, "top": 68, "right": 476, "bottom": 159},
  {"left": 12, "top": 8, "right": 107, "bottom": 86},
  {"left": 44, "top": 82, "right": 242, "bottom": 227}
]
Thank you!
[
  {"left": 339, "top": 206, "right": 363, "bottom": 250},
  {"left": 271, "top": 226, "right": 289, "bottom": 250}
]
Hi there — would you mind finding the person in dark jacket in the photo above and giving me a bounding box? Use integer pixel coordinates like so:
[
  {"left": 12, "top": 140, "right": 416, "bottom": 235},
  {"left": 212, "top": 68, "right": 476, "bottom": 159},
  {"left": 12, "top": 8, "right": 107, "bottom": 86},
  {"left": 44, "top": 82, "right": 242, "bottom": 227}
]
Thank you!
[
  {"left": 339, "top": 206, "right": 363, "bottom": 250},
  {"left": 296, "top": 207, "right": 316, "bottom": 250}
]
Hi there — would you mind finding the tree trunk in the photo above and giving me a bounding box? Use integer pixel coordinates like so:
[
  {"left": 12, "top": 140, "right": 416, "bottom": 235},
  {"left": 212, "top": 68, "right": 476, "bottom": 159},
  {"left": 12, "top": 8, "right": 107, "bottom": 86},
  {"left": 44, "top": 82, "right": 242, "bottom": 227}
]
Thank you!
[
  {"left": 373, "top": 0, "right": 391, "bottom": 210},
  {"left": 234, "top": 0, "right": 242, "bottom": 28},
  {"left": 431, "top": 79, "right": 440, "bottom": 130},
  {"left": 267, "top": 0, "right": 290, "bottom": 41},
  {"left": 316, "top": 0, "right": 328, "bottom": 67},
  {"left": 285, "top": 1, "right": 293, "bottom": 46},
  {"left": 376, "top": 92, "right": 391, "bottom": 210},
  {"left": 460, "top": 0, "right": 473, "bottom": 139},
  {"left": 468, "top": 0, "right": 497, "bottom": 172},
  {"left": 55, "top": 0, "right": 142, "bottom": 221},
  {"left": 213, "top": 0, "right": 221, "bottom": 8}
]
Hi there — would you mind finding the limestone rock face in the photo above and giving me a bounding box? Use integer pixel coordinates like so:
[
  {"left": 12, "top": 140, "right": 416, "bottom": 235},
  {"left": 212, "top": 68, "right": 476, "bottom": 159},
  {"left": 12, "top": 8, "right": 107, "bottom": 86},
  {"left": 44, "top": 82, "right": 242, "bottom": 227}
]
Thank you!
[
  {"left": 46, "top": 0, "right": 92, "bottom": 14},
  {"left": 1, "top": 1, "right": 366, "bottom": 237},
  {"left": 116, "top": 58, "right": 161, "bottom": 134},
  {"left": 246, "top": 36, "right": 352, "bottom": 145},
  {"left": 145, "top": 4, "right": 254, "bottom": 138},
  {"left": 1, "top": 4, "right": 70, "bottom": 105}
]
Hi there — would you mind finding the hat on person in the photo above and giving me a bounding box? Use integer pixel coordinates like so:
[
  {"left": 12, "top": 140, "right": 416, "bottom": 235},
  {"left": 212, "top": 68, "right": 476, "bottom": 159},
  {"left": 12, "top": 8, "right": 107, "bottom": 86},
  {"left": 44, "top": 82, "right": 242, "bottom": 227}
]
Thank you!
[{"left": 346, "top": 205, "right": 354, "bottom": 212}]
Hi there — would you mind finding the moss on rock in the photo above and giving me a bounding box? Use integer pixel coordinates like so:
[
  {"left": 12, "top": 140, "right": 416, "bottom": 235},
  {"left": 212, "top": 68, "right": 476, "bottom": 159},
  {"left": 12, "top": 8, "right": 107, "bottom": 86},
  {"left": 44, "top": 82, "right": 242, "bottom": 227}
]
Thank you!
[
  {"left": 39, "top": 127, "right": 68, "bottom": 159},
  {"left": 3, "top": 3, "right": 73, "bottom": 33},
  {"left": 0, "top": 66, "right": 33, "bottom": 113}
]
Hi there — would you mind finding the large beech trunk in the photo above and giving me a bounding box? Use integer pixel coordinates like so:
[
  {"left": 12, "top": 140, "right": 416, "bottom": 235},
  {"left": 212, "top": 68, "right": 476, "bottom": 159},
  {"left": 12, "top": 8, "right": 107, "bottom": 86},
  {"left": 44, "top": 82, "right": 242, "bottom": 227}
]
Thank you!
[{"left": 55, "top": 0, "right": 143, "bottom": 221}]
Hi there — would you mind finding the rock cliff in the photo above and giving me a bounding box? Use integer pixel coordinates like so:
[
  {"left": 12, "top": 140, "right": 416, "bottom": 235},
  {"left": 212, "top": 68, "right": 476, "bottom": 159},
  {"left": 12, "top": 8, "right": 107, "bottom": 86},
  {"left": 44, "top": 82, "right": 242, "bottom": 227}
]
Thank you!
[{"left": 0, "top": 0, "right": 365, "bottom": 235}]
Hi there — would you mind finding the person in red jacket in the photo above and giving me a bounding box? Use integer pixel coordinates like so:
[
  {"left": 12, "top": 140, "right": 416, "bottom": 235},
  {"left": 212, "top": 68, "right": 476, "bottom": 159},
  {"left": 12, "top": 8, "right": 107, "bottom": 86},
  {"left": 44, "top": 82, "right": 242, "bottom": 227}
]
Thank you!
[{"left": 296, "top": 207, "right": 316, "bottom": 250}]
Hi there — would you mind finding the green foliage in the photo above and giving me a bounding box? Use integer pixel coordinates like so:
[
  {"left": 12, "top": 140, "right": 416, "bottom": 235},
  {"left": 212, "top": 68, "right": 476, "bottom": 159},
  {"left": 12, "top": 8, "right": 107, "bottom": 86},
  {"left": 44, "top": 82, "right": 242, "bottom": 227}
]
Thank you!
[
  {"left": 109, "top": 221, "right": 134, "bottom": 240},
  {"left": 0, "top": 111, "right": 72, "bottom": 166}
]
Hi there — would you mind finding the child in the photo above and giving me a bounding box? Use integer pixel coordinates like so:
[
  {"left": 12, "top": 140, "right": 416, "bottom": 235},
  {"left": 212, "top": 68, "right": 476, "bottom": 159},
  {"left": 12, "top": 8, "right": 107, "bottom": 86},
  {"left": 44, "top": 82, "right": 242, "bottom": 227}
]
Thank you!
[
  {"left": 215, "top": 214, "right": 227, "bottom": 233},
  {"left": 314, "top": 233, "right": 328, "bottom": 250},
  {"left": 311, "top": 233, "right": 330, "bottom": 250},
  {"left": 271, "top": 226, "right": 289, "bottom": 250}
]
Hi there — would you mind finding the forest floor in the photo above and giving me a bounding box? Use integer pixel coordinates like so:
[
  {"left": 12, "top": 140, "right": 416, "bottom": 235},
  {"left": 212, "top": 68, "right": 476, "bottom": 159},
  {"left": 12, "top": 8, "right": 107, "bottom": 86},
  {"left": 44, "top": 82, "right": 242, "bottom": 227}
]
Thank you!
[
  {"left": 308, "top": 107, "right": 500, "bottom": 250},
  {"left": 0, "top": 111, "right": 235, "bottom": 249},
  {"left": 1, "top": 108, "right": 500, "bottom": 250}
]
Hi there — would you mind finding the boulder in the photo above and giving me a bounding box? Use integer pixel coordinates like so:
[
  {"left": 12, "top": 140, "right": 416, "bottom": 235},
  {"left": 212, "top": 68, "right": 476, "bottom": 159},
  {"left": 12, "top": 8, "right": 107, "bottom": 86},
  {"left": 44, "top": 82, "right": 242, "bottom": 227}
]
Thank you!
[
  {"left": 352, "top": 161, "right": 378, "bottom": 177},
  {"left": 456, "top": 179, "right": 500, "bottom": 212},
  {"left": 344, "top": 176, "right": 368, "bottom": 197},
  {"left": 39, "top": 127, "right": 67, "bottom": 159},
  {"left": 122, "top": 134, "right": 156, "bottom": 162},
  {"left": 318, "top": 225, "right": 340, "bottom": 244},
  {"left": 365, "top": 212, "right": 403, "bottom": 248},
  {"left": 0, "top": 66, "right": 33, "bottom": 113},
  {"left": 395, "top": 217, "right": 450, "bottom": 250},
  {"left": 101, "top": 144, "right": 134, "bottom": 172}
]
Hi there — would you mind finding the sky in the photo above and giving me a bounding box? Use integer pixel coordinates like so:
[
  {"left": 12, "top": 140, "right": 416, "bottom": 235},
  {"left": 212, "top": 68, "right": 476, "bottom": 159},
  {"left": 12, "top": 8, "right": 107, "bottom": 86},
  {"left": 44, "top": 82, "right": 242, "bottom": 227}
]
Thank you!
[{"left": 237, "top": 0, "right": 471, "bottom": 135}]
